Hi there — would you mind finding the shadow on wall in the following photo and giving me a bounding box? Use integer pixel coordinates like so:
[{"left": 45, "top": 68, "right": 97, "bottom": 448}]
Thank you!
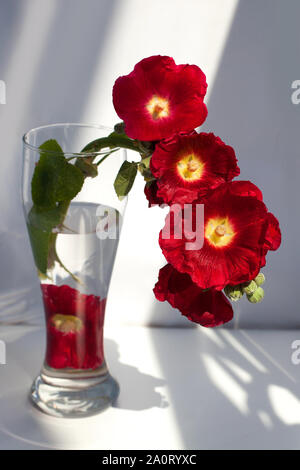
[
  {"left": 24, "top": 0, "right": 119, "bottom": 125},
  {"left": 199, "top": 0, "right": 299, "bottom": 328},
  {"left": 0, "top": 0, "right": 119, "bottom": 322},
  {"left": 0, "top": 0, "right": 26, "bottom": 74},
  {"left": 149, "top": 0, "right": 300, "bottom": 449},
  {"left": 0, "top": 232, "right": 43, "bottom": 324},
  {"left": 150, "top": 326, "right": 300, "bottom": 450},
  {"left": 148, "top": 0, "right": 299, "bottom": 329}
]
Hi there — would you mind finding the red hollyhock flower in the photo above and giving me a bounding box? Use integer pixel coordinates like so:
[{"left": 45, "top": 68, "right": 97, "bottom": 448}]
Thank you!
[
  {"left": 113, "top": 55, "right": 208, "bottom": 141},
  {"left": 150, "top": 132, "right": 240, "bottom": 204},
  {"left": 159, "top": 181, "right": 281, "bottom": 290},
  {"left": 41, "top": 284, "right": 106, "bottom": 370},
  {"left": 226, "top": 182, "right": 281, "bottom": 258},
  {"left": 154, "top": 264, "right": 233, "bottom": 327}
]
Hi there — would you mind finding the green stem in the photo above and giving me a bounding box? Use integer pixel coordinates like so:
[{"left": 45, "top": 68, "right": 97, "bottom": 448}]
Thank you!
[
  {"left": 44, "top": 201, "right": 72, "bottom": 277},
  {"left": 54, "top": 247, "right": 82, "bottom": 285},
  {"left": 95, "top": 148, "right": 119, "bottom": 166},
  {"left": 80, "top": 134, "right": 142, "bottom": 154}
]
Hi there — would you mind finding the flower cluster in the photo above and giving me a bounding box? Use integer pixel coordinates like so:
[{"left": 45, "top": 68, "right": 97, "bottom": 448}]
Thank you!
[{"left": 112, "top": 55, "right": 281, "bottom": 327}]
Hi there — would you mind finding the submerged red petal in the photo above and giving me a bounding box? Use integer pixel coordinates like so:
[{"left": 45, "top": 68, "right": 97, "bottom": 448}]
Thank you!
[
  {"left": 154, "top": 264, "right": 233, "bottom": 327},
  {"left": 150, "top": 132, "right": 240, "bottom": 205},
  {"left": 113, "top": 55, "right": 208, "bottom": 141},
  {"left": 159, "top": 182, "right": 280, "bottom": 290},
  {"left": 41, "top": 284, "right": 106, "bottom": 370}
]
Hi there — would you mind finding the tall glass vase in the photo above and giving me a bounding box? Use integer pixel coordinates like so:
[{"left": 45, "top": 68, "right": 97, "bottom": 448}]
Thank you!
[{"left": 22, "top": 123, "right": 127, "bottom": 418}]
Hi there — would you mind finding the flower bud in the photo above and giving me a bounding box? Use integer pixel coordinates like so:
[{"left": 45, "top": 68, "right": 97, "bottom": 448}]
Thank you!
[
  {"left": 243, "top": 280, "right": 257, "bottom": 295},
  {"left": 254, "top": 273, "right": 265, "bottom": 286},
  {"left": 114, "top": 122, "right": 125, "bottom": 134},
  {"left": 247, "top": 287, "right": 264, "bottom": 303},
  {"left": 224, "top": 284, "right": 243, "bottom": 301}
]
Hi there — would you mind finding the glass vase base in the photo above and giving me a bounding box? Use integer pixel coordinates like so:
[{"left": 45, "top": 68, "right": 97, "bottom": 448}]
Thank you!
[{"left": 30, "top": 372, "right": 120, "bottom": 418}]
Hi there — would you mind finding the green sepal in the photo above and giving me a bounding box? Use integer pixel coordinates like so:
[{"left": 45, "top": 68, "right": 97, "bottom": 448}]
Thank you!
[
  {"left": 224, "top": 284, "right": 244, "bottom": 301},
  {"left": 138, "top": 156, "right": 155, "bottom": 182}
]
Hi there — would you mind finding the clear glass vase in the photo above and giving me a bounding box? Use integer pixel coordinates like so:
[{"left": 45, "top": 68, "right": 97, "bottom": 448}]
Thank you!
[{"left": 22, "top": 123, "right": 127, "bottom": 418}]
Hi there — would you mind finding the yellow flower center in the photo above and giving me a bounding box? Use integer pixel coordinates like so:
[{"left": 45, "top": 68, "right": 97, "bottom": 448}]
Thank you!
[
  {"left": 146, "top": 96, "right": 169, "bottom": 120},
  {"left": 51, "top": 314, "right": 83, "bottom": 334},
  {"left": 177, "top": 154, "right": 204, "bottom": 181},
  {"left": 205, "top": 217, "right": 235, "bottom": 247}
]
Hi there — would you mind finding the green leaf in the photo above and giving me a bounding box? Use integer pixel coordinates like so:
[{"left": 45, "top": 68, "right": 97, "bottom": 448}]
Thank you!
[
  {"left": 40, "top": 139, "right": 63, "bottom": 154},
  {"left": 28, "top": 201, "right": 67, "bottom": 232},
  {"left": 27, "top": 222, "right": 53, "bottom": 274},
  {"left": 27, "top": 201, "right": 70, "bottom": 275},
  {"left": 29, "top": 139, "right": 84, "bottom": 277},
  {"left": 55, "top": 162, "right": 84, "bottom": 201},
  {"left": 31, "top": 139, "right": 84, "bottom": 207},
  {"left": 114, "top": 161, "right": 137, "bottom": 200},
  {"left": 31, "top": 140, "right": 63, "bottom": 207}
]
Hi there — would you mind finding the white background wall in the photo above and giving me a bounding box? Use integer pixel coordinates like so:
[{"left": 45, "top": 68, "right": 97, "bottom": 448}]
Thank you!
[{"left": 0, "top": 0, "right": 298, "bottom": 328}]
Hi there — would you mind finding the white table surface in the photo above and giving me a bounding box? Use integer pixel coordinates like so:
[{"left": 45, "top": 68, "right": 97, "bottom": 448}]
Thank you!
[{"left": 0, "top": 324, "right": 300, "bottom": 450}]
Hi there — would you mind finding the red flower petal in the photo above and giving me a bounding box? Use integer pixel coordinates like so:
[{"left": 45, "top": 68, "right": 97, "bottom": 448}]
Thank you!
[
  {"left": 41, "top": 284, "right": 105, "bottom": 370},
  {"left": 263, "top": 212, "right": 281, "bottom": 252},
  {"left": 150, "top": 132, "right": 240, "bottom": 204},
  {"left": 113, "top": 55, "right": 208, "bottom": 141},
  {"left": 154, "top": 264, "right": 233, "bottom": 327},
  {"left": 144, "top": 180, "right": 165, "bottom": 207},
  {"left": 228, "top": 180, "right": 263, "bottom": 201},
  {"left": 159, "top": 182, "right": 279, "bottom": 290}
]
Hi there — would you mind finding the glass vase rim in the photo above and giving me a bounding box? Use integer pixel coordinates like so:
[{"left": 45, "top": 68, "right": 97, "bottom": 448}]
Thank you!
[{"left": 23, "top": 122, "right": 114, "bottom": 157}]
